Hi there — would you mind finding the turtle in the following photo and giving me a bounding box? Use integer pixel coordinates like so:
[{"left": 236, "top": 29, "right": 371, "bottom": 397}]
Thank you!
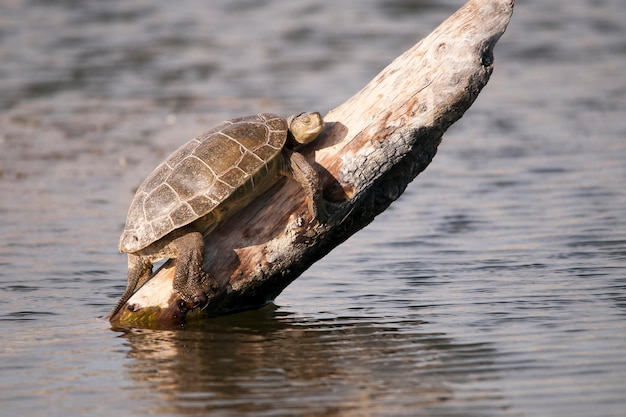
[{"left": 108, "top": 112, "right": 327, "bottom": 318}]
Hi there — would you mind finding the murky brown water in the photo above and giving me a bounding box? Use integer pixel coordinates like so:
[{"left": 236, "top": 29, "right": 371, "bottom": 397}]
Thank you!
[{"left": 1, "top": 0, "right": 625, "bottom": 416}]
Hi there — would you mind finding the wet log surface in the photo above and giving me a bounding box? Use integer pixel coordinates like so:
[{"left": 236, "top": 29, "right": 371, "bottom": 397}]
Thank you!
[{"left": 110, "top": 0, "right": 514, "bottom": 328}]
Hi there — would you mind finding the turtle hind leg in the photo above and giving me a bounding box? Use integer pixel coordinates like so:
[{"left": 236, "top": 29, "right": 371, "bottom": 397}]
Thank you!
[
  {"left": 107, "top": 253, "right": 152, "bottom": 319},
  {"left": 170, "top": 230, "right": 216, "bottom": 308}
]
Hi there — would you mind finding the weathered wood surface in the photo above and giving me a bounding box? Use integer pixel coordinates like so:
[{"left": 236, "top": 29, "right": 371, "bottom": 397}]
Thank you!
[{"left": 110, "top": 0, "right": 514, "bottom": 327}]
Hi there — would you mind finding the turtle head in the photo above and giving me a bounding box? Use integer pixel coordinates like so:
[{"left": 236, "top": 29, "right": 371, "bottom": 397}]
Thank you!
[{"left": 287, "top": 112, "right": 324, "bottom": 146}]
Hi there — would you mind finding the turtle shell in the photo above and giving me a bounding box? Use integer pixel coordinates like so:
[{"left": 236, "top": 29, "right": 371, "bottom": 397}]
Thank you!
[{"left": 119, "top": 113, "right": 288, "bottom": 253}]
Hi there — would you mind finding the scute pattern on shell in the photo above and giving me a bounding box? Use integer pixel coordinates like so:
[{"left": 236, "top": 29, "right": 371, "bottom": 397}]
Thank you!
[{"left": 119, "top": 113, "right": 288, "bottom": 253}]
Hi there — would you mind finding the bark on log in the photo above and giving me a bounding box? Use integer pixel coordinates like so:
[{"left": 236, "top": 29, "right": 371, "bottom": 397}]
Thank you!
[{"left": 110, "top": 0, "right": 514, "bottom": 328}]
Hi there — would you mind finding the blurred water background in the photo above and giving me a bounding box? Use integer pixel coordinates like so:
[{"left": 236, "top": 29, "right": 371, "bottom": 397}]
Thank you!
[{"left": 1, "top": 0, "right": 625, "bottom": 416}]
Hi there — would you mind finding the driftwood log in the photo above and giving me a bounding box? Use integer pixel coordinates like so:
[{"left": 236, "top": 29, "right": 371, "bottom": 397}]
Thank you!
[{"left": 110, "top": 0, "right": 514, "bottom": 327}]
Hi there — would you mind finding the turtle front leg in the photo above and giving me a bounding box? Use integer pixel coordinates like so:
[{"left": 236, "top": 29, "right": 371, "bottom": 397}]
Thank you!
[
  {"left": 108, "top": 253, "right": 152, "bottom": 319},
  {"left": 169, "top": 230, "right": 217, "bottom": 308},
  {"left": 282, "top": 150, "right": 329, "bottom": 222}
]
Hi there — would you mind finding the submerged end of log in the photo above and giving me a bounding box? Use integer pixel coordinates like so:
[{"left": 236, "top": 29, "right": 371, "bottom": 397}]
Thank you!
[{"left": 109, "top": 0, "right": 514, "bottom": 327}]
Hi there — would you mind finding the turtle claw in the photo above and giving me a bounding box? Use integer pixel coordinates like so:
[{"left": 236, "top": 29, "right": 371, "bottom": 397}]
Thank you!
[
  {"left": 174, "top": 269, "right": 220, "bottom": 311},
  {"left": 175, "top": 288, "right": 206, "bottom": 310},
  {"left": 174, "top": 280, "right": 208, "bottom": 309},
  {"left": 313, "top": 199, "right": 341, "bottom": 226}
]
